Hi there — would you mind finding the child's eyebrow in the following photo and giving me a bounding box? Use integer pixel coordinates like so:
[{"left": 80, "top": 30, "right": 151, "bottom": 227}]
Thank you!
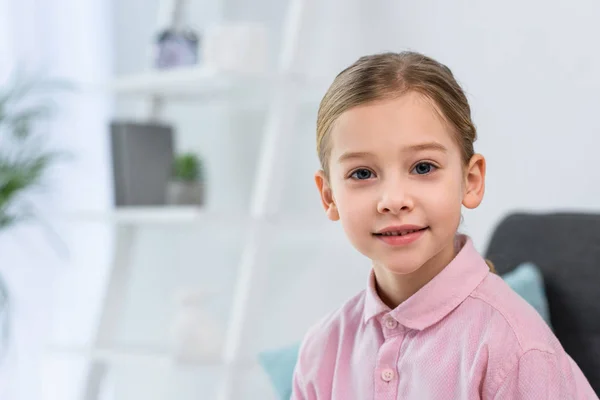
[
  {"left": 337, "top": 142, "right": 447, "bottom": 163},
  {"left": 337, "top": 151, "right": 374, "bottom": 163},
  {"left": 403, "top": 142, "right": 448, "bottom": 153}
]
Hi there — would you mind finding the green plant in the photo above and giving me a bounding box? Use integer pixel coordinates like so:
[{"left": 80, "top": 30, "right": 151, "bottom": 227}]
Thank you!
[
  {"left": 0, "top": 73, "right": 70, "bottom": 362},
  {"left": 172, "top": 152, "right": 203, "bottom": 182},
  {"left": 0, "top": 74, "right": 69, "bottom": 230}
]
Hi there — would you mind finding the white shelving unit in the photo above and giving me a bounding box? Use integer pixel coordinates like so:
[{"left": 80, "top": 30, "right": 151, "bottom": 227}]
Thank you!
[
  {"left": 106, "top": 63, "right": 324, "bottom": 104},
  {"left": 67, "top": 207, "right": 337, "bottom": 231},
  {"left": 109, "top": 65, "right": 264, "bottom": 99},
  {"left": 70, "top": 207, "right": 214, "bottom": 225},
  {"left": 47, "top": 344, "right": 256, "bottom": 369},
  {"left": 64, "top": 0, "right": 317, "bottom": 399}
]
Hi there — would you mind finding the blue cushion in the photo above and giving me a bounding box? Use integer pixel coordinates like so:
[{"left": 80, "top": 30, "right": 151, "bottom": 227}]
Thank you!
[
  {"left": 258, "top": 262, "right": 550, "bottom": 398},
  {"left": 502, "top": 262, "right": 551, "bottom": 325},
  {"left": 258, "top": 342, "right": 301, "bottom": 400}
]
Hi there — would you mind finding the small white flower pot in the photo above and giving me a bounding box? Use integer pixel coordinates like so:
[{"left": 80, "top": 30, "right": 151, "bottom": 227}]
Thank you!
[{"left": 166, "top": 181, "right": 204, "bottom": 206}]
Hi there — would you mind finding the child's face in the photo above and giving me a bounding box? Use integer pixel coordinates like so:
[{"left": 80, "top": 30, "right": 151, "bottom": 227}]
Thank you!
[{"left": 315, "top": 92, "right": 485, "bottom": 275}]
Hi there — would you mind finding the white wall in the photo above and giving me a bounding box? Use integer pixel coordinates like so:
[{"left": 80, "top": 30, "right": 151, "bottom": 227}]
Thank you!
[{"left": 104, "top": 0, "right": 600, "bottom": 398}]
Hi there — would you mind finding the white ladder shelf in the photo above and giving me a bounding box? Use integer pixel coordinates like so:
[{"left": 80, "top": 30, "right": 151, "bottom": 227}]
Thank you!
[{"left": 80, "top": 0, "right": 310, "bottom": 399}]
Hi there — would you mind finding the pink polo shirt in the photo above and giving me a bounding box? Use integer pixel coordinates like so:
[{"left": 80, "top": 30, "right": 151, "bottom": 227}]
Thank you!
[{"left": 291, "top": 236, "right": 597, "bottom": 399}]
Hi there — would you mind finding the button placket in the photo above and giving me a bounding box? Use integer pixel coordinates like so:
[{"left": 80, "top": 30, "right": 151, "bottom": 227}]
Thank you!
[{"left": 373, "top": 316, "right": 404, "bottom": 398}]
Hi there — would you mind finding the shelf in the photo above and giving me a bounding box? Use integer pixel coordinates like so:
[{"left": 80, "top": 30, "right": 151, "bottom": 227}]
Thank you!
[
  {"left": 109, "top": 65, "right": 264, "bottom": 99},
  {"left": 67, "top": 207, "right": 329, "bottom": 227},
  {"left": 65, "top": 206, "right": 351, "bottom": 245},
  {"left": 47, "top": 345, "right": 182, "bottom": 367},
  {"left": 46, "top": 344, "right": 256, "bottom": 369},
  {"left": 69, "top": 207, "right": 222, "bottom": 225},
  {"left": 104, "top": 65, "right": 328, "bottom": 103}
]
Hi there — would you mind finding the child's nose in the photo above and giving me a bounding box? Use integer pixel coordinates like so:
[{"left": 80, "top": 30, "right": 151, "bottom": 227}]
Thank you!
[{"left": 376, "top": 183, "right": 414, "bottom": 215}]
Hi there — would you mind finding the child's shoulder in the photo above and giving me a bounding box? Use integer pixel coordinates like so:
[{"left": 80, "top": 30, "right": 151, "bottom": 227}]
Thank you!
[{"left": 468, "top": 272, "right": 559, "bottom": 354}]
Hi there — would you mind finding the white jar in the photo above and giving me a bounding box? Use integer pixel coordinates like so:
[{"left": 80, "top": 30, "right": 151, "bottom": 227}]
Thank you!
[
  {"left": 169, "top": 288, "right": 223, "bottom": 363},
  {"left": 202, "top": 22, "right": 268, "bottom": 75}
]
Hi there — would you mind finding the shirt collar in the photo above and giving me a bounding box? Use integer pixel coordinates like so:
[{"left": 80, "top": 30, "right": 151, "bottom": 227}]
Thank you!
[{"left": 363, "top": 235, "right": 490, "bottom": 330}]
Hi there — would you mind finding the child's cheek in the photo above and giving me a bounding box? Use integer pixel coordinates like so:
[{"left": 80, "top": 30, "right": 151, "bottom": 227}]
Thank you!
[{"left": 420, "top": 179, "right": 463, "bottom": 214}]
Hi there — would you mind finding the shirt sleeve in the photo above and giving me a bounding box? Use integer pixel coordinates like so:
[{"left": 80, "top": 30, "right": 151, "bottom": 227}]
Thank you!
[
  {"left": 290, "top": 364, "right": 310, "bottom": 400},
  {"left": 493, "top": 349, "right": 597, "bottom": 400},
  {"left": 290, "top": 337, "right": 318, "bottom": 400}
]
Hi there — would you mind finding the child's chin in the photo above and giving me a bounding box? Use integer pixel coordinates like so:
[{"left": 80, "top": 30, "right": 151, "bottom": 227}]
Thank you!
[{"left": 381, "top": 261, "right": 424, "bottom": 276}]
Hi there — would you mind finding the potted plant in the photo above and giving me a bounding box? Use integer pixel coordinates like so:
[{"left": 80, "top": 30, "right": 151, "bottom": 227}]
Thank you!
[
  {"left": 0, "top": 74, "right": 68, "bottom": 361},
  {"left": 167, "top": 152, "right": 204, "bottom": 206}
]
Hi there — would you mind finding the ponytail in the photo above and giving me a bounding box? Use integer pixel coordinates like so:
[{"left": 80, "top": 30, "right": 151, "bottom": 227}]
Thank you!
[{"left": 485, "top": 259, "right": 497, "bottom": 274}]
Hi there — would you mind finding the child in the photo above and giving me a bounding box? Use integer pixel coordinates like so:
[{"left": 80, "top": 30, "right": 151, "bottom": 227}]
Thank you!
[{"left": 291, "top": 52, "right": 597, "bottom": 399}]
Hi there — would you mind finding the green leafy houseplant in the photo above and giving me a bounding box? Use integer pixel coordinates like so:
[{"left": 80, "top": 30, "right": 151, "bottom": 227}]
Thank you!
[
  {"left": 0, "top": 74, "right": 68, "bottom": 361},
  {"left": 0, "top": 75, "right": 67, "bottom": 229},
  {"left": 168, "top": 152, "right": 205, "bottom": 206},
  {"left": 172, "top": 152, "right": 203, "bottom": 182}
]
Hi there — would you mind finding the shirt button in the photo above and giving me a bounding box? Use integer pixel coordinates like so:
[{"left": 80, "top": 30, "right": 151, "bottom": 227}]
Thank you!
[
  {"left": 381, "top": 369, "right": 395, "bottom": 382},
  {"left": 384, "top": 317, "right": 398, "bottom": 329}
]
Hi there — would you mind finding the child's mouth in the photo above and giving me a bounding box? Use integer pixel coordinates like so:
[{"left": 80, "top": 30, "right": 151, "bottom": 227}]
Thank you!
[
  {"left": 373, "top": 227, "right": 429, "bottom": 237},
  {"left": 372, "top": 226, "right": 429, "bottom": 245}
]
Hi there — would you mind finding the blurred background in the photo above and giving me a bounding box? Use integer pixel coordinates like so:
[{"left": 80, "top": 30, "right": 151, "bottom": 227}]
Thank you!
[{"left": 1, "top": 0, "right": 599, "bottom": 399}]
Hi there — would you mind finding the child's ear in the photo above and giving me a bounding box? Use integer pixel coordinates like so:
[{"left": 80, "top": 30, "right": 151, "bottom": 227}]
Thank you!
[
  {"left": 462, "top": 154, "right": 486, "bottom": 209},
  {"left": 315, "top": 170, "right": 339, "bottom": 221}
]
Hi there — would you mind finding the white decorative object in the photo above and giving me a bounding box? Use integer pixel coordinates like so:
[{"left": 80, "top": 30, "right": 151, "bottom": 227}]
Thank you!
[
  {"left": 169, "top": 288, "right": 223, "bottom": 363},
  {"left": 202, "top": 22, "right": 268, "bottom": 75}
]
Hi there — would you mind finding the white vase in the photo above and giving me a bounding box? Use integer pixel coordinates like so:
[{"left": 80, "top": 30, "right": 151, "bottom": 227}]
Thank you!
[{"left": 169, "top": 288, "right": 222, "bottom": 363}]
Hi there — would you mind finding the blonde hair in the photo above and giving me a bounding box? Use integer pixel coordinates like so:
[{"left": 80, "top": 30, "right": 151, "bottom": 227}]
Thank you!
[
  {"left": 316, "top": 51, "right": 477, "bottom": 177},
  {"left": 485, "top": 259, "right": 497, "bottom": 274}
]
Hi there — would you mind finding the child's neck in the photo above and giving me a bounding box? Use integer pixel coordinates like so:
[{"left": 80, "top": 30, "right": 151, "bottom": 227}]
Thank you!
[{"left": 373, "top": 240, "right": 459, "bottom": 309}]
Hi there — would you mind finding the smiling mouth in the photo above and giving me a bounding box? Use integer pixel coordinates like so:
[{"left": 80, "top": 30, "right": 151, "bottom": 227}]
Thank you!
[{"left": 373, "top": 227, "right": 429, "bottom": 237}]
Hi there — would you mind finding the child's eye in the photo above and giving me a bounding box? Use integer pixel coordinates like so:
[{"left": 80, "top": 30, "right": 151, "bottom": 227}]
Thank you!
[
  {"left": 412, "top": 162, "right": 437, "bottom": 175},
  {"left": 350, "top": 168, "right": 374, "bottom": 180}
]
